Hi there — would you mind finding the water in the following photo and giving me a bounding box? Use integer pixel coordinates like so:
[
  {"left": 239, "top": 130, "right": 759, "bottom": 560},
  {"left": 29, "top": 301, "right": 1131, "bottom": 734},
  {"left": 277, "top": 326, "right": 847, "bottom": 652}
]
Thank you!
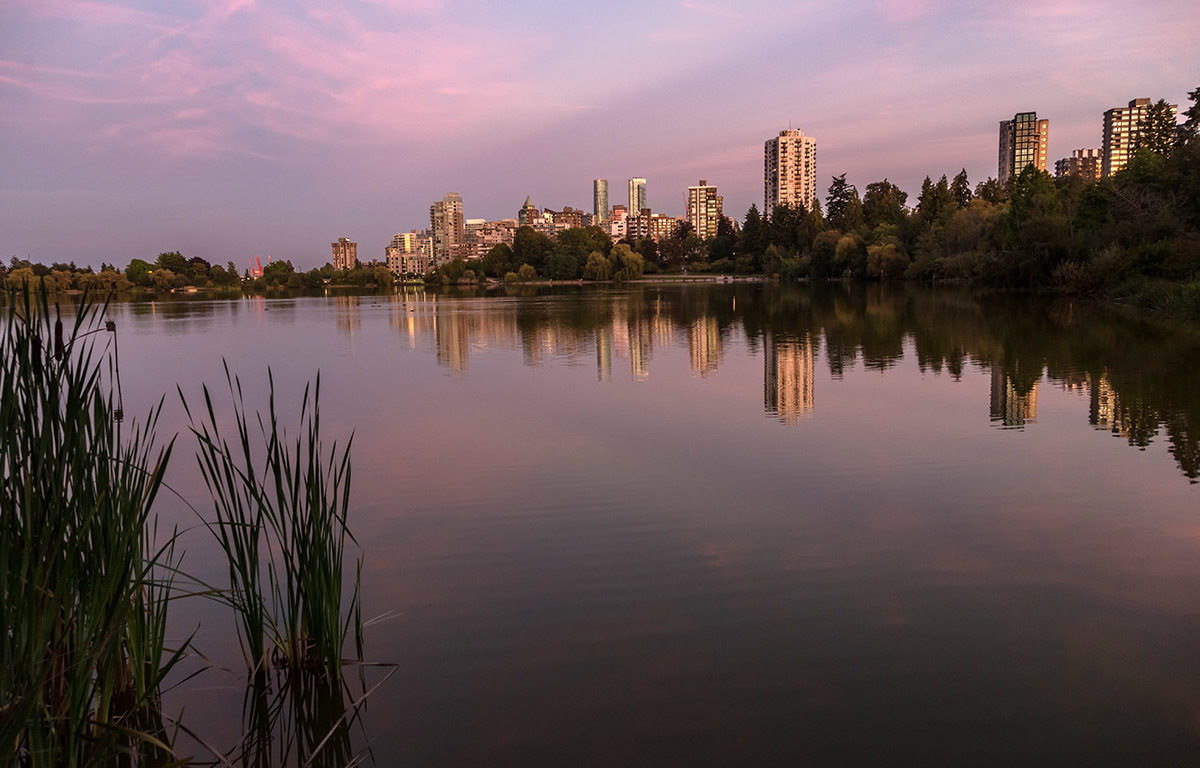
[{"left": 108, "top": 283, "right": 1200, "bottom": 765}]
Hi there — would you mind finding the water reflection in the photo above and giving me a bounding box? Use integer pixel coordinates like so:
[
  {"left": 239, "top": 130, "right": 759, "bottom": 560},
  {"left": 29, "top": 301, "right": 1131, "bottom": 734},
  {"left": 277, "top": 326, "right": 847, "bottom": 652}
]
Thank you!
[
  {"left": 358, "top": 283, "right": 1199, "bottom": 482},
  {"left": 227, "top": 672, "right": 369, "bottom": 768},
  {"left": 989, "top": 368, "right": 1039, "bottom": 429},
  {"left": 764, "top": 331, "right": 815, "bottom": 423}
]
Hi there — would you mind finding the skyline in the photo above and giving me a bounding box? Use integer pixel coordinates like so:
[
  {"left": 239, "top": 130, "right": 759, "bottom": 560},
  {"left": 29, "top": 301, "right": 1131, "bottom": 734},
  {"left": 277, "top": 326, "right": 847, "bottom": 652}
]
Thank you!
[{"left": 1, "top": 0, "right": 1196, "bottom": 268}]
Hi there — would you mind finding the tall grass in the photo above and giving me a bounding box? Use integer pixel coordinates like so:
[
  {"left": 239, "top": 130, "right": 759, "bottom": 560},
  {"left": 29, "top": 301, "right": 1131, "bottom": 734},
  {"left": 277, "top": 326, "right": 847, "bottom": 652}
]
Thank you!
[
  {"left": 0, "top": 287, "right": 185, "bottom": 766},
  {"left": 183, "top": 366, "right": 362, "bottom": 679}
]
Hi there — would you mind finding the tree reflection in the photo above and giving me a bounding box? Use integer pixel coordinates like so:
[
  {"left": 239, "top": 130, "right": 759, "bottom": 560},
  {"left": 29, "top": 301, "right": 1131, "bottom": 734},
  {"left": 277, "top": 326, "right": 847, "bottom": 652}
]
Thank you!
[{"left": 398, "top": 283, "right": 1200, "bottom": 483}]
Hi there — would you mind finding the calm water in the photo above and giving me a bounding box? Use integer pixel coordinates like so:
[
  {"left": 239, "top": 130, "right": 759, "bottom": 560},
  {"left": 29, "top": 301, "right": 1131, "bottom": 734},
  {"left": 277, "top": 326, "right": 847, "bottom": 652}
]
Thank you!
[{"left": 110, "top": 283, "right": 1200, "bottom": 766}]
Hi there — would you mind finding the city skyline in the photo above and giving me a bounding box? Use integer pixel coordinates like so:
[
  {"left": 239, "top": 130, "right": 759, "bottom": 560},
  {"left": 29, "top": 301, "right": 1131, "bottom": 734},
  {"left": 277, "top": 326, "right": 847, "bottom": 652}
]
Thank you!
[{"left": 1, "top": 0, "right": 1196, "bottom": 268}]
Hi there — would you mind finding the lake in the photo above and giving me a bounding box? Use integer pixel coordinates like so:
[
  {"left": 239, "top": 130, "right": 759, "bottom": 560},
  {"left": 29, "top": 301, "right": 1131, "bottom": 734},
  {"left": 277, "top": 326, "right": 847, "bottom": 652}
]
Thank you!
[{"left": 109, "top": 282, "right": 1200, "bottom": 766}]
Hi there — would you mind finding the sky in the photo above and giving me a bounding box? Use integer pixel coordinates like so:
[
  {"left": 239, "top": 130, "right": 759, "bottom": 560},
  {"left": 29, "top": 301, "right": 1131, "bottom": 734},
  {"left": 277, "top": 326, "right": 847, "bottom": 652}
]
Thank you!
[{"left": 1, "top": 0, "right": 1197, "bottom": 269}]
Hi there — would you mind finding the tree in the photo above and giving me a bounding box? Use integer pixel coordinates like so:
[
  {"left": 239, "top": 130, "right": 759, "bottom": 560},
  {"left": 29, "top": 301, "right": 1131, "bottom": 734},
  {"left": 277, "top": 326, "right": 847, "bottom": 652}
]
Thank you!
[
  {"left": 261, "top": 259, "right": 295, "bottom": 286},
  {"left": 635, "top": 237, "right": 658, "bottom": 265},
  {"left": 862, "top": 180, "right": 908, "bottom": 228},
  {"left": 1132, "top": 99, "right": 1180, "bottom": 158},
  {"left": 480, "top": 243, "right": 514, "bottom": 278},
  {"left": 916, "top": 175, "right": 953, "bottom": 223},
  {"left": 951, "top": 169, "right": 972, "bottom": 209},
  {"left": 740, "top": 205, "right": 766, "bottom": 256},
  {"left": 974, "top": 177, "right": 1006, "bottom": 204},
  {"left": 155, "top": 251, "right": 189, "bottom": 276},
  {"left": 210, "top": 264, "right": 239, "bottom": 286},
  {"left": 866, "top": 243, "right": 907, "bottom": 280},
  {"left": 126, "top": 258, "right": 153, "bottom": 286},
  {"left": 188, "top": 256, "right": 211, "bottom": 280},
  {"left": 768, "top": 202, "right": 806, "bottom": 251},
  {"left": 610, "top": 244, "right": 644, "bottom": 281},
  {"left": 5, "top": 267, "right": 39, "bottom": 290},
  {"left": 583, "top": 251, "right": 612, "bottom": 281},
  {"left": 810, "top": 230, "right": 842, "bottom": 278},
  {"left": 825, "top": 174, "right": 864, "bottom": 232},
  {"left": 512, "top": 227, "right": 553, "bottom": 272},
  {"left": 556, "top": 226, "right": 612, "bottom": 258},
  {"left": 439, "top": 258, "right": 468, "bottom": 283},
  {"left": 373, "top": 266, "right": 394, "bottom": 287},
  {"left": 543, "top": 251, "right": 580, "bottom": 280},
  {"left": 517, "top": 263, "right": 537, "bottom": 281},
  {"left": 151, "top": 268, "right": 175, "bottom": 292},
  {"left": 79, "top": 268, "right": 131, "bottom": 294},
  {"left": 1181, "top": 85, "right": 1200, "bottom": 142}
]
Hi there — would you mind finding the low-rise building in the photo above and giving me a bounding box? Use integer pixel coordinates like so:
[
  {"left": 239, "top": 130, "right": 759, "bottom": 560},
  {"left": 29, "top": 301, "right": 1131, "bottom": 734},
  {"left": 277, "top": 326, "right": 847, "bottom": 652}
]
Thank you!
[
  {"left": 386, "top": 231, "right": 432, "bottom": 277},
  {"left": 625, "top": 210, "right": 684, "bottom": 242},
  {"left": 464, "top": 218, "right": 518, "bottom": 259},
  {"left": 1055, "top": 148, "right": 1102, "bottom": 181}
]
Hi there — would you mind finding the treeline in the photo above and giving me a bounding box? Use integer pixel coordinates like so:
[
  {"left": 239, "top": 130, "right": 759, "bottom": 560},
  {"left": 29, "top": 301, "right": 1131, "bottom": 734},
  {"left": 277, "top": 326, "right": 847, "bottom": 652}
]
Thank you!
[
  {"left": 431, "top": 229, "right": 645, "bottom": 284},
  {"left": 0, "top": 251, "right": 400, "bottom": 294}
]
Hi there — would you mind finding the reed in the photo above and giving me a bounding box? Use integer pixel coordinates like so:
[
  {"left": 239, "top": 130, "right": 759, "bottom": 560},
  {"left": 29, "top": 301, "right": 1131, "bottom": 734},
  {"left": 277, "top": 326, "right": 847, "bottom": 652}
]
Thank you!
[
  {"left": 184, "top": 366, "right": 362, "bottom": 679},
  {"left": 0, "top": 287, "right": 185, "bottom": 766}
]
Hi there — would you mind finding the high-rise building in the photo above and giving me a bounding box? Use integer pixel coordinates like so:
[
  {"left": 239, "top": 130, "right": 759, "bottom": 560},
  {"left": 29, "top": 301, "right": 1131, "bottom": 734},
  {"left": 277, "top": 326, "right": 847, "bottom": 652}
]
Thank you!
[
  {"left": 593, "top": 179, "right": 609, "bottom": 222},
  {"left": 1055, "top": 148, "right": 1102, "bottom": 181},
  {"left": 998, "top": 112, "right": 1049, "bottom": 185},
  {"left": 764, "top": 128, "right": 817, "bottom": 215},
  {"left": 331, "top": 237, "right": 357, "bottom": 271},
  {"left": 628, "top": 178, "right": 647, "bottom": 214},
  {"left": 1102, "top": 98, "right": 1178, "bottom": 177},
  {"left": 686, "top": 180, "right": 723, "bottom": 239},
  {"left": 430, "top": 193, "right": 464, "bottom": 265}
]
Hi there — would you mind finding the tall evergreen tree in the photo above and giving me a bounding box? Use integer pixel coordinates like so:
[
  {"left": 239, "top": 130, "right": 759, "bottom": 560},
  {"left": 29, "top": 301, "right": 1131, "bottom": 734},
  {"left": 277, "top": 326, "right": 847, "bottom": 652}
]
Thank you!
[
  {"left": 1132, "top": 99, "right": 1180, "bottom": 158},
  {"left": 741, "top": 205, "right": 766, "bottom": 256},
  {"left": 951, "top": 169, "right": 972, "bottom": 209},
  {"left": 862, "top": 180, "right": 908, "bottom": 228},
  {"left": 974, "top": 177, "right": 1006, "bottom": 204},
  {"left": 916, "top": 175, "right": 954, "bottom": 223},
  {"left": 825, "top": 174, "right": 864, "bottom": 232}
]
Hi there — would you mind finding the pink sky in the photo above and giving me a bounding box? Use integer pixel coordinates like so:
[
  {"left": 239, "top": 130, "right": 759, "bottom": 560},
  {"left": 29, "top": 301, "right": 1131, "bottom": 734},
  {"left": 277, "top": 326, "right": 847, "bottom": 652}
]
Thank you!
[{"left": 1, "top": 0, "right": 1196, "bottom": 268}]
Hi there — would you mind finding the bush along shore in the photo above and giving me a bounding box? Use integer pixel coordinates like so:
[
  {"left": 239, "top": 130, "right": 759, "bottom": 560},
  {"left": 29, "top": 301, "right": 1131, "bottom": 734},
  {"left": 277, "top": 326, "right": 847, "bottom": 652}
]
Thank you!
[
  {"left": 0, "top": 288, "right": 376, "bottom": 766},
  {"left": 6, "top": 89, "right": 1198, "bottom": 321}
]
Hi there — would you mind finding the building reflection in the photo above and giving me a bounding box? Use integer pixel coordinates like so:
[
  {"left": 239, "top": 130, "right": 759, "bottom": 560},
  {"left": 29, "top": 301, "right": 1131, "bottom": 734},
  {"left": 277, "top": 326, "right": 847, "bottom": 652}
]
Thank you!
[
  {"left": 628, "top": 315, "right": 651, "bottom": 382},
  {"left": 595, "top": 326, "right": 612, "bottom": 382},
  {"left": 764, "top": 331, "right": 815, "bottom": 423},
  {"left": 688, "top": 316, "right": 722, "bottom": 378},
  {"left": 989, "top": 367, "right": 1038, "bottom": 428},
  {"left": 333, "top": 295, "right": 360, "bottom": 337},
  {"left": 433, "top": 298, "right": 471, "bottom": 375}
]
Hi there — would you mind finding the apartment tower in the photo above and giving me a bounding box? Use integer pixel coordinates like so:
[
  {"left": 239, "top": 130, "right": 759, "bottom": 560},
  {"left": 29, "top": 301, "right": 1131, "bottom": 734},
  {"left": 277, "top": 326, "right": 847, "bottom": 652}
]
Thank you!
[
  {"left": 998, "top": 112, "right": 1049, "bottom": 185},
  {"left": 628, "top": 178, "right": 647, "bottom": 214},
  {"left": 764, "top": 129, "right": 817, "bottom": 215},
  {"left": 686, "top": 180, "right": 724, "bottom": 239},
  {"left": 331, "top": 237, "right": 357, "bottom": 271},
  {"left": 1102, "top": 98, "right": 1178, "bottom": 177},
  {"left": 593, "top": 179, "right": 609, "bottom": 222},
  {"left": 430, "top": 193, "right": 465, "bottom": 265}
]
